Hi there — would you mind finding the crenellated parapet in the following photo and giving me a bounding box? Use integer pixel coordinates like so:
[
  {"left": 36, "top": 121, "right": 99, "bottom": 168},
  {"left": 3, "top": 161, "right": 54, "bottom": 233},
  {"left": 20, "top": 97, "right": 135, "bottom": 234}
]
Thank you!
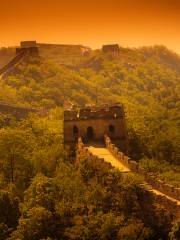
[
  {"left": 105, "top": 135, "right": 180, "bottom": 203},
  {"left": 64, "top": 103, "right": 124, "bottom": 121}
]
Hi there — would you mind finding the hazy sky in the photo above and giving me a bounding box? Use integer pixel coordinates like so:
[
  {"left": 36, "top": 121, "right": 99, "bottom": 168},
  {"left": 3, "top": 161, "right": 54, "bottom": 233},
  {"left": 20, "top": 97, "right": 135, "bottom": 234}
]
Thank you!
[{"left": 0, "top": 0, "right": 180, "bottom": 53}]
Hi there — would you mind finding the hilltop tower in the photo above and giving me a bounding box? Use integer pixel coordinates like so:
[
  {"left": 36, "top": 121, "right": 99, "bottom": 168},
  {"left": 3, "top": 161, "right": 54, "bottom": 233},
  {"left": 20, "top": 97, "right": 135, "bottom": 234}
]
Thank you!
[
  {"left": 16, "top": 41, "right": 39, "bottom": 57},
  {"left": 0, "top": 41, "right": 39, "bottom": 77},
  {"left": 63, "top": 103, "right": 129, "bottom": 153},
  {"left": 102, "top": 44, "right": 120, "bottom": 53}
]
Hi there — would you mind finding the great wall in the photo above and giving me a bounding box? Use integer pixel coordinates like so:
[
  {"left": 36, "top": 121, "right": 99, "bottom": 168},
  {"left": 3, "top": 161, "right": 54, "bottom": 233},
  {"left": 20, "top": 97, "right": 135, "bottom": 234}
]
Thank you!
[
  {"left": 64, "top": 104, "right": 180, "bottom": 219},
  {"left": 76, "top": 137, "right": 180, "bottom": 219},
  {"left": 0, "top": 41, "right": 39, "bottom": 77},
  {"left": 0, "top": 102, "right": 37, "bottom": 120},
  {"left": 0, "top": 41, "right": 92, "bottom": 118},
  {"left": 0, "top": 41, "right": 40, "bottom": 118}
]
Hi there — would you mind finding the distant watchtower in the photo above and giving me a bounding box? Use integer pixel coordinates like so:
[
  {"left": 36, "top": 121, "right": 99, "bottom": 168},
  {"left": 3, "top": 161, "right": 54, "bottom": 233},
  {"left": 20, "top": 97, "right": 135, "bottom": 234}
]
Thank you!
[
  {"left": 64, "top": 103, "right": 129, "bottom": 152},
  {"left": 102, "top": 44, "right": 120, "bottom": 53},
  {"left": 16, "top": 41, "right": 39, "bottom": 57}
]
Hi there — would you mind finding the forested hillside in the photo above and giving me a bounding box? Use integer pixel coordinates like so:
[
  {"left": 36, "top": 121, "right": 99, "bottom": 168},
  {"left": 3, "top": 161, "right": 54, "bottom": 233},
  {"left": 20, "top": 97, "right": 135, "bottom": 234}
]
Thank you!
[
  {"left": 0, "top": 44, "right": 179, "bottom": 239},
  {"left": 1, "top": 44, "right": 179, "bottom": 165}
]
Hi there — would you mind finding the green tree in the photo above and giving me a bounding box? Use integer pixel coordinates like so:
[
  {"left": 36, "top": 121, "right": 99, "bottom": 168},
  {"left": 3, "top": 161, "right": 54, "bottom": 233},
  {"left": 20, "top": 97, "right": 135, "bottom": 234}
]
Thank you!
[
  {"left": 169, "top": 220, "right": 180, "bottom": 240},
  {"left": 0, "top": 128, "right": 34, "bottom": 189},
  {"left": 10, "top": 207, "right": 55, "bottom": 240},
  {"left": 117, "top": 219, "right": 152, "bottom": 240},
  {"left": 0, "top": 190, "right": 20, "bottom": 238}
]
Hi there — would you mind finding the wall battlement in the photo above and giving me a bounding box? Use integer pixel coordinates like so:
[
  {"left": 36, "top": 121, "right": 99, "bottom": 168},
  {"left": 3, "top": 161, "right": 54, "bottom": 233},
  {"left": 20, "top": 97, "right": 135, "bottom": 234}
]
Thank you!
[
  {"left": 104, "top": 135, "right": 180, "bottom": 204},
  {"left": 64, "top": 103, "right": 124, "bottom": 121},
  {"left": 20, "top": 41, "right": 37, "bottom": 48}
]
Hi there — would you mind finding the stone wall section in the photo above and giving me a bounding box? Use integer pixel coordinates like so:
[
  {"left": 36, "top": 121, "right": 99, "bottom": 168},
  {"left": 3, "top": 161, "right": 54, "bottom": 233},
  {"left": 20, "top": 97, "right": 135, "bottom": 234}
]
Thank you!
[
  {"left": 105, "top": 135, "right": 180, "bottom": 201},
  {"left": 0, "top": 51, "right": 26, "bottom": 76},
  {"left": 0, "top": 102, "right": 37, "bottom": 120},
  {"left": 0, "top": 41, "right": 39, "bottom": 76},
  {"left": 76, "top": 137, "right": 180, "bottom": 218}
]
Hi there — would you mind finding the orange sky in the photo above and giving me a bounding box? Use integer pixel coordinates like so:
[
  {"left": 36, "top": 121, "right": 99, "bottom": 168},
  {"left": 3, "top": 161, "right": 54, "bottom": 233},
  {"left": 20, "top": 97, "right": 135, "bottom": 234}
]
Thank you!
[{"left": 0, "top": 0, "right": 180, "bottom": 53}]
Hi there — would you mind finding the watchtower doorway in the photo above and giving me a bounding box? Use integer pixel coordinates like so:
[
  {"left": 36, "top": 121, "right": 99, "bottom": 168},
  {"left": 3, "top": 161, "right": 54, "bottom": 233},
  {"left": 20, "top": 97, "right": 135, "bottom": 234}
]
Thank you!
[
  {"left": 73, "top": 126, "right": 78, "bottom": 141},
  {"left": 87, "top": 127, "right": 94, "bottom": 141},
  {"left": 109, "top": 124, "right": 115, "bottom": 135}
]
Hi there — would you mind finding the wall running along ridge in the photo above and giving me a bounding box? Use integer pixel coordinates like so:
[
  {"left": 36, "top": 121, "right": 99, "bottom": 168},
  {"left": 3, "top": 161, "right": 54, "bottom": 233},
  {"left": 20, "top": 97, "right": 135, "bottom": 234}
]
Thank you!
[
  {"left": 0, "top": 102, "right": 37, "bottom": 120},
  {"left": 0, "top": 51, "right": 26, "bottom": 76},
  {"left": 104, "top": 135, "right": 180, "bottom": 201},
  {"left": 0, "top": 41, "right": 39, "bottom": 76}
]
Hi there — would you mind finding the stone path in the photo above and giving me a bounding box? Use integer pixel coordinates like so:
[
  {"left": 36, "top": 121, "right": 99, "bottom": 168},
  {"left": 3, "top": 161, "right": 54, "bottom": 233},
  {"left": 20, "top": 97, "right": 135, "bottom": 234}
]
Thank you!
[
  {"left": 88, "top": 146, "right": 130, "bottom": 172},
  {"left": 87, "top": 145, "right": 180, "bottom": 206}
]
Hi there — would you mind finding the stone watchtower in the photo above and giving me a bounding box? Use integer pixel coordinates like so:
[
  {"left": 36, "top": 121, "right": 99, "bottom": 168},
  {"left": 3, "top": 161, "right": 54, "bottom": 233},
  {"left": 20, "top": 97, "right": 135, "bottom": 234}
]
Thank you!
[
  {"left": 102, "top": 44, "right": 120, "bottom": 53},
  {"left": 63, "top": 103, "right": 129, "bottom": 153},
  {"left": 16, "top": 41, "right": 39, "bottom": 57}
]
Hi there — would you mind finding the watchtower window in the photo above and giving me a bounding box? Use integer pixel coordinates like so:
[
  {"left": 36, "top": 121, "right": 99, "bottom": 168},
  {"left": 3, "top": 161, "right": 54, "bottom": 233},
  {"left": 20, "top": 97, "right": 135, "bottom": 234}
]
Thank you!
[
  {"left": 73, "top": 126, "right": 78, "bottom": 138},
  {"left": 87, "top": 126, "right": 94, "bottom": 141},
  {"left": 109, "top": 125, "right": 115, "bottom": 134}
]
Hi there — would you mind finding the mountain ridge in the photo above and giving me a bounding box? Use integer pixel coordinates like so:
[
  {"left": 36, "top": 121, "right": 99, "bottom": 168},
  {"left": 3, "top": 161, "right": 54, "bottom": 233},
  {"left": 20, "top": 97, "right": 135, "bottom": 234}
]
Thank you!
[
  {"left": 0, "top": 43, "right": 180, "bottom": 71},
  {"left": 0, "top": 42, "right": 179, "bottom": 166}
]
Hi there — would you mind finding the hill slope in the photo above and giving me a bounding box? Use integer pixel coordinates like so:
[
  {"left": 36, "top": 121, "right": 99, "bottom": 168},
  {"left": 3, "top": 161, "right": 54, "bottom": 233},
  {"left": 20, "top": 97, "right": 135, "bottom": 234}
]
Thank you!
[
  {"left": 0, "top": 44, "right": 179, "bottom": 166},
  {"left": 0, "top": 44, "right": 179, "bottom": 239}
]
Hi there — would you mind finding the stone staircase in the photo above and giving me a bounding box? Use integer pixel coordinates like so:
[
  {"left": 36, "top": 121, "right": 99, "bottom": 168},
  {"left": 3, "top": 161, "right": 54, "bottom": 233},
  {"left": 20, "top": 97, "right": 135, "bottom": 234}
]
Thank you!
[{"left": 0, "top": 51, "right": 27, "bottom": 76}]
